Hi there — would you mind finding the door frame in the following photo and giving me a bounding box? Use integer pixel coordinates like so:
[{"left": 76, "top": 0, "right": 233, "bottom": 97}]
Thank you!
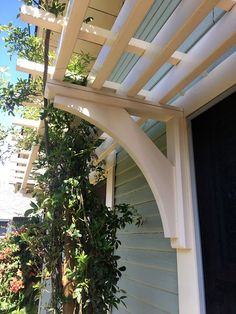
[{"left": 187, "top": 84, "right": 236, "bottom": 314}]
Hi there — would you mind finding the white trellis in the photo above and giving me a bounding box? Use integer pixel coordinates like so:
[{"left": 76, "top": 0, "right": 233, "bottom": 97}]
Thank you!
[{"left": 12, "top": 0, "right": 236, "bottom": 250}]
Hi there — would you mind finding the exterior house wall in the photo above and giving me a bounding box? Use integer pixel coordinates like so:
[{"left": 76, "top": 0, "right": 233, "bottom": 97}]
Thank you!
[{"left": 112, "top": 121, "right": 179, "bottom": 314}]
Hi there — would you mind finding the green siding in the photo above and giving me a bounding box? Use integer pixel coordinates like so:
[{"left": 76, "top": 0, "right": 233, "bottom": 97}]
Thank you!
[{"left": 112, "top": 121, "right": 178, "bottom": 314}]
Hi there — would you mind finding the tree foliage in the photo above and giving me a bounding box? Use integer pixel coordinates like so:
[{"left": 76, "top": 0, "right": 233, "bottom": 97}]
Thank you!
[
  {"left": 0, "top": 221, "right": 42, "bottom": 314},
  {"left": 0, "top": 24, "right": 45, "bottom": 63}
]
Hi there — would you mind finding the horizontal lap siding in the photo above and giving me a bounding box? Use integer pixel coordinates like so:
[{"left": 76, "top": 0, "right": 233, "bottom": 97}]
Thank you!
[{"left": 112, "top": 121, "right": 178, "bottom": 314}]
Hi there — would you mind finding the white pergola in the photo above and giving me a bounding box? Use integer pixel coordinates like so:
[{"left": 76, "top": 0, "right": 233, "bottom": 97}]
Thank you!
[{"left": 12, "top": 0, "right": 236, "bottom": 251}]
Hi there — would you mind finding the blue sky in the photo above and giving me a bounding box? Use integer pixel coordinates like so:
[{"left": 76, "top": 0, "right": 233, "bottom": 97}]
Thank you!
[{"left": 0, "top": 0, "right": 29, "bottom": 126}]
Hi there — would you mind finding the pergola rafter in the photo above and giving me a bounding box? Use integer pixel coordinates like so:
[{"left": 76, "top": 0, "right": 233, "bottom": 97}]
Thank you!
[
  {"left": 52, "top": 0, "right": 90, "bottom": 80},
  {"left": 89, "top": 0, "right": 154, "bottom": 89},
  {"left": 20, "top": 5, "right": 185, "bottom": 66},
  {"left": 147, "top": 5, "right": 236, "bottom": 103},
  {"left": 173, "top": 51, "right": 236, "bottom": 116},
  {"left": 118, "top": 0, "right": 221, "bottom": 96}
]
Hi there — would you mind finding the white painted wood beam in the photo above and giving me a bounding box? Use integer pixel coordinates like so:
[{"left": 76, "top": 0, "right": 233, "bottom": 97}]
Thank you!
[
  {"left": 54, "top": 95, "right": 178, "bottom": 240},
  {"left": 147, "top": 6, "right": 236, "bottom": 104},
  {"left": 103, "top": 81, "right": 150, "bottom": 98},
  {"left": 20, "top": 5, "right": 184, "bottom": 65},
  {"left": 12, "top": 117, "right": 40, "bottom": 129},
  {"left": 16, "top": 58, "right": 54, "bottom": 77},
  {"left": 16, "top": 52, "right": 182, "bottom": 85},
  {"left": 124, "top": 0, "right": 220, "bottom": 97},
  {"left": 90, "top": 0, "right": 154, "bottom": 89},
  {"left": 45, "top": 79, "right": 182, "bottom": 122},
  {"left": 52, "top": 0, "right": 90, "bottom": 81},
  {"left": 173, "top": 51, "right": 236, "bottom": 116}
]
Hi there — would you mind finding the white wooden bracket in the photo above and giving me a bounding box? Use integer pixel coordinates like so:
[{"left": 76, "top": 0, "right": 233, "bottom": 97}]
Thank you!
[{"left": 46, "top": 81, "right": 191, "bottom": 248}]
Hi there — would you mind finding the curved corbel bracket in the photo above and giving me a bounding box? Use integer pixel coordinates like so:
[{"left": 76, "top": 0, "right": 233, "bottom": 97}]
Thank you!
[{"left": 54, "top": 95, "right": 178, "bottom": 239}]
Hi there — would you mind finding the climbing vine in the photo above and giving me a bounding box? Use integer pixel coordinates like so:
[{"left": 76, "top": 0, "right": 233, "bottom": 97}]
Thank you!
[{"left": 0, "top": 1, "right": 141, "bottom": 313}]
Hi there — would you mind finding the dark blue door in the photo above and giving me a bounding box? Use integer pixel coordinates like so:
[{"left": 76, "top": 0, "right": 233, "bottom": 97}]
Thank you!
[{"left": 192, "top": 91, "right": 236, "bottom": 314}]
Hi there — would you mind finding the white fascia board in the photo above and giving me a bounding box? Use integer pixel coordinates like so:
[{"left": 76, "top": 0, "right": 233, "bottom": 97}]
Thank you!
[
  {"left": 172, "top": 51, "right": 236, "bottom": 117},
  {"left": 147, "top": 5, "right": 236, "bottom": 104},
  {"left": 119, "top": 0, "right": 219, "bottom": 97}
]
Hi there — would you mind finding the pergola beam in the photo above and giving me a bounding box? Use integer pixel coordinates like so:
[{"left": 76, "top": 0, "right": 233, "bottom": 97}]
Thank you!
[
  {"left": 125, "top": 0, "right": 220, "bottom": 97},
  {"left": 52, "top": 0, "right": 90, "bottom": 81},
  {"left": 45, "top": 79, "right": 182, "bottom": 122}
]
